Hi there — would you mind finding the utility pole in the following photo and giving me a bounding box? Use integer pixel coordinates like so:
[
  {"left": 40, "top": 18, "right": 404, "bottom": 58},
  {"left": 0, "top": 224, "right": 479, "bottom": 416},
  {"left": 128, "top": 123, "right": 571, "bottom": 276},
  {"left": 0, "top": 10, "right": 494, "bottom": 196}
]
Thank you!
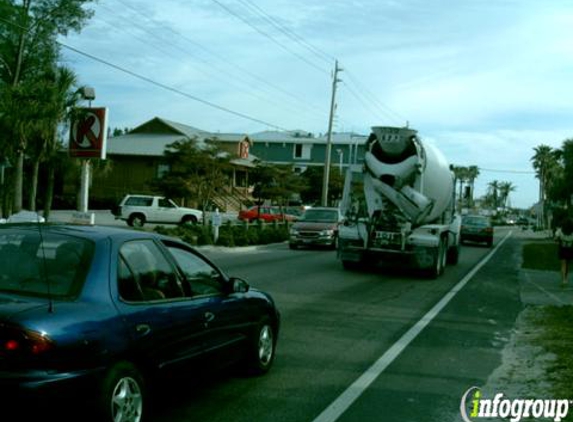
[{"left": 321, "top": 60, "right": 342, "bottom": 206}]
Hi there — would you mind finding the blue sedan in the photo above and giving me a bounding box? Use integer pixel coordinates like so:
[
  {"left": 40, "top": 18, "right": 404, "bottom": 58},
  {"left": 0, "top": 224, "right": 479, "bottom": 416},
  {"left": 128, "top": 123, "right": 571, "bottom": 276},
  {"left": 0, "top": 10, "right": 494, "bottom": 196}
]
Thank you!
[{"left": 0, "top": 224, "right": 280, "bottom": 421}]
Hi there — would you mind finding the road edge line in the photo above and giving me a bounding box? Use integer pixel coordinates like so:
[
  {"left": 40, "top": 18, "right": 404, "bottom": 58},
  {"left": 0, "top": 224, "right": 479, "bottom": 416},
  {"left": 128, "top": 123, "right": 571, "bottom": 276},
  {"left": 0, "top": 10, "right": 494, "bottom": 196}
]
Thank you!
[{"left": 311, "top": 230, "right": 513, "bottom": 422}]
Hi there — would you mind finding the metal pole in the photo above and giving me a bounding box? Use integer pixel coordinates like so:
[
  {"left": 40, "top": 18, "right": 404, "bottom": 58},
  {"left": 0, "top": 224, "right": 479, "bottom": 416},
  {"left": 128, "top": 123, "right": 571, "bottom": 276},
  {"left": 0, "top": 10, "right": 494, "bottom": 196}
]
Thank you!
[
  {"left": 321, "top": 60, "right": 342, "bottom": 207},
  {"left": 79, "top": 159, "right": 91, "bottom": 213}
]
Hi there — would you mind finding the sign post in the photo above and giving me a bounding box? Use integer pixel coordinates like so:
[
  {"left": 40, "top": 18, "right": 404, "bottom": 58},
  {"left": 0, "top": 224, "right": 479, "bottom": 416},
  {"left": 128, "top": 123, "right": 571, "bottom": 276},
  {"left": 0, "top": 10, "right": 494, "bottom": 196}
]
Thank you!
[
  {"left": 212, "top": 208, "right": 222, "bottom": 243},
  {"left": 69, "top": 107, "right": 108, "bottom": 216}
]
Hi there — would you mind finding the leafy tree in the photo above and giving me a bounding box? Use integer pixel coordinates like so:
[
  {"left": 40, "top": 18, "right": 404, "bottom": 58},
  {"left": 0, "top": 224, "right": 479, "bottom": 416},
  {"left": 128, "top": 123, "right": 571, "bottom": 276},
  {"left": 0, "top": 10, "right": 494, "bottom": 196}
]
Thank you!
[
  {"left": 110, "top": 127, "right": 131, "bottom": 137},
  {"left": 0, "top": 0, "right": 96, "bottom": 213},
  {"left": 299, "top": 165, "right": 343, "bottom": 205},
  {"left": 152, "top": 138, "right": 231, "bottom": 222},
  {"left": 250, "top": 164, "right": 306, "bottom": 209}
]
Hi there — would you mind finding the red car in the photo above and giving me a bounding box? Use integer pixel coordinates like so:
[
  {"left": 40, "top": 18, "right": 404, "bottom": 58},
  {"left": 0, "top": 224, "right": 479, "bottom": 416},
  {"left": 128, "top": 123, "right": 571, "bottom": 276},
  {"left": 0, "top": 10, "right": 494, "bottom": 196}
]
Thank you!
[{"left": 238, "top": 206, "right": 297, "bottom": 222}]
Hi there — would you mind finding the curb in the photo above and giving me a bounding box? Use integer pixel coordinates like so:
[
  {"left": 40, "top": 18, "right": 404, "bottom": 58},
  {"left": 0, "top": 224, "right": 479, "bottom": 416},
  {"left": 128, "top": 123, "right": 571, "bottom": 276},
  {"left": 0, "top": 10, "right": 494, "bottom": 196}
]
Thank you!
[{"left": 196, "top": 241, "right": 288, "bottom": 253}]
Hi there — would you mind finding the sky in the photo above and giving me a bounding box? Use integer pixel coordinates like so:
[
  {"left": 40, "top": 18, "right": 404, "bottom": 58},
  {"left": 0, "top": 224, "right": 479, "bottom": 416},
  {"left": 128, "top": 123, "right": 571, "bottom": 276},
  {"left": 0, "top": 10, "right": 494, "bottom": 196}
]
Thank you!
[{"left": 60, "top": 0, "right": 573, "bottom": 209}]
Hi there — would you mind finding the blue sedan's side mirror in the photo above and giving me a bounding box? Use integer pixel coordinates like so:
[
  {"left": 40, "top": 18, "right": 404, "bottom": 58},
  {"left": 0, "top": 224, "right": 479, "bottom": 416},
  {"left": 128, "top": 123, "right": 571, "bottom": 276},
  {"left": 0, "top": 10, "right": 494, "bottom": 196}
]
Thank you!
[{"left": 231, "top": 277, "right": 250, "bottom": 294}]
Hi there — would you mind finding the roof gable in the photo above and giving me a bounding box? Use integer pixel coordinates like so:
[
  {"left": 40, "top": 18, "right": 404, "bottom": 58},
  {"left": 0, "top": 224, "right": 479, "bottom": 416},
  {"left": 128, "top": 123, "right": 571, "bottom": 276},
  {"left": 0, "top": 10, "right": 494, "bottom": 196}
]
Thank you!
[{"left": 130, "top": 117, "right": 209, "bottom": 138}]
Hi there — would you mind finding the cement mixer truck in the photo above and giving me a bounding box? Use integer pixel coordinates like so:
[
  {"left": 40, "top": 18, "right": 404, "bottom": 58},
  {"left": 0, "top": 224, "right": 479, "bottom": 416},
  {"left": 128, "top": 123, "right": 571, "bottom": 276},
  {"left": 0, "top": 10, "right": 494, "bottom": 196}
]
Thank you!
[{"left": 337, "top": 126, "right": 461, "bottom": 278}]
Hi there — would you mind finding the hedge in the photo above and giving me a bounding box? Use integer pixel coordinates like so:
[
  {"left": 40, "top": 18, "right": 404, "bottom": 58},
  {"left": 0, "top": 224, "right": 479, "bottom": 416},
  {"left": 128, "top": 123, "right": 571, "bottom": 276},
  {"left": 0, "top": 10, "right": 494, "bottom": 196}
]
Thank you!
[{"left": 154, "top": 220, "right": 290, "bottom": 247}]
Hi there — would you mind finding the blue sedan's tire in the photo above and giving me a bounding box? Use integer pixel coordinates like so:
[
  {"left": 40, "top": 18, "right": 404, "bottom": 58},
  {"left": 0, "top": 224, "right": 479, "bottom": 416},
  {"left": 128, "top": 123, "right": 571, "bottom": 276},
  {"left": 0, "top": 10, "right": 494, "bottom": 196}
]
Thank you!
[
  {"left": 100, "top": 362, "right": 146, "bottom": 422},
  {"left": 246, "top": 320, "right": 276, "bottom": 375}
]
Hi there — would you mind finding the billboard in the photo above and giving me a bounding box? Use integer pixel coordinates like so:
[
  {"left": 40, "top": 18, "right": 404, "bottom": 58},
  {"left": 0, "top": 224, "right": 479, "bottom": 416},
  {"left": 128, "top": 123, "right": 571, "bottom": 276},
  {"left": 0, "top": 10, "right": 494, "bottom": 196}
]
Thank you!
[{"left": 69, "top": 107, "right": 108, "bottom": 159}]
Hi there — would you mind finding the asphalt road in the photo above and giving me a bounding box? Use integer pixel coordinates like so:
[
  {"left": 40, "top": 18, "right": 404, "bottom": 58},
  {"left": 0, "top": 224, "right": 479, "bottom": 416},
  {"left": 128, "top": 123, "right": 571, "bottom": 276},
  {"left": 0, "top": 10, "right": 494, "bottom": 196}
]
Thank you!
[{"left": 146, "top": 227, "right": 521, "bottom": 422}]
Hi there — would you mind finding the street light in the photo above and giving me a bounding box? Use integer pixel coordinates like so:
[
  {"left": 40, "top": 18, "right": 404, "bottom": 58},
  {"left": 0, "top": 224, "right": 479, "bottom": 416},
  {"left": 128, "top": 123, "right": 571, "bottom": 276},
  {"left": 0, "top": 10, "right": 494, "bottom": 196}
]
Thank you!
[{"left": 77, "top": 86, "right": 95, "bottom": 106}]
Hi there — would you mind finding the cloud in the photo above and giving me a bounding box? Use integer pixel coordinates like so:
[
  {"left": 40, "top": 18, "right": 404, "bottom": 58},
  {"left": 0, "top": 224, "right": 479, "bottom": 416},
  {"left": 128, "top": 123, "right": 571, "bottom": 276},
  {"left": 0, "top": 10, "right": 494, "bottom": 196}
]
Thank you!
[{"left": 58, "top": 0, "right": 573, "bottom": 208}]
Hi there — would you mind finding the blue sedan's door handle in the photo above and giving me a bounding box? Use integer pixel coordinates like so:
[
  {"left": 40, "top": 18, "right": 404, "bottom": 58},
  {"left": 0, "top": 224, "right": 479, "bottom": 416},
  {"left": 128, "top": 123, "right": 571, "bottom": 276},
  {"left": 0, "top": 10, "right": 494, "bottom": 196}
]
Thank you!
[
  {"left": 204, "top": 312, "right": 215, "bottom": 322},
  {"left": 135, "top": 324, "right": 151, "bottom": 336}
]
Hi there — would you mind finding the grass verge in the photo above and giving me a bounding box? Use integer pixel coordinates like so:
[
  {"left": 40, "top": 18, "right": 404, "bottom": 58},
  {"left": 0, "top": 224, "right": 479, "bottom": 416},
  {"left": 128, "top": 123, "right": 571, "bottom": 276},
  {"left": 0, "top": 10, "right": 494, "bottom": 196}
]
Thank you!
[{"left": 529, "top": 307, "right": 573, "bottom": 398}]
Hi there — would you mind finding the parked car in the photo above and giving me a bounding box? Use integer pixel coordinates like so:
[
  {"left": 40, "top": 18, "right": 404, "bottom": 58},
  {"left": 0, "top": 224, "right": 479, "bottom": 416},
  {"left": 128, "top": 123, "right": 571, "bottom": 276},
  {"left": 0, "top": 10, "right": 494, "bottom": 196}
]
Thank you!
[
  {"left": 460, "top": 215, "right": 494, "bottom": 247},
  {"left": 0, "top": 210, "right": 45, "bottom": 224},
  {"left": 113, "top": 194, "right": 202, "bottom": 227},
  {"left": 237, "top": 205, "right": 297, "bottom": 222},
  {"left": 289, "top": 207, "right": 343, "bottom": 249},
  {"left": 0, "top": 224, "right": 280, "bottom": 421}
]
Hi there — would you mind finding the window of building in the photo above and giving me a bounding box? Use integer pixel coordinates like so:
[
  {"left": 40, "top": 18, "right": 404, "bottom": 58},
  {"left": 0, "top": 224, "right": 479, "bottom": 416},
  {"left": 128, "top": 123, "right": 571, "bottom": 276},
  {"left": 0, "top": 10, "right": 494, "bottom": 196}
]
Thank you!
[
  {"left": 293, "top": 143, "right": 311, "bottom": 160},
  {"left": 294, "top": 144, "right": 303, "bottom": 158},
  {"left": 157, "top": 163, "right": 170, "bottom": 178}
]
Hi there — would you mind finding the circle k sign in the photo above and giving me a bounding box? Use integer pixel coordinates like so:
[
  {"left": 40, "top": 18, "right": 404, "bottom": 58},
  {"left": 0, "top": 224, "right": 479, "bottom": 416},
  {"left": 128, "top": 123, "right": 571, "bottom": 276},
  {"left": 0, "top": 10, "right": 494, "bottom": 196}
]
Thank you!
[{"left": 69, "top": 107, "right": 108, "bottom": 159}]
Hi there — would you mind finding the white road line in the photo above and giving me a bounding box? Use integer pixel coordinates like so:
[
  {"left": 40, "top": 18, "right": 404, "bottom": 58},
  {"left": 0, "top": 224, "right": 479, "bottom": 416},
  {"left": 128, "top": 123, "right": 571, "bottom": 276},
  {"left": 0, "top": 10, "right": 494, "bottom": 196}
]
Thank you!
[{"left": 311, "top": 231, "right": 513, "bottom": 422}]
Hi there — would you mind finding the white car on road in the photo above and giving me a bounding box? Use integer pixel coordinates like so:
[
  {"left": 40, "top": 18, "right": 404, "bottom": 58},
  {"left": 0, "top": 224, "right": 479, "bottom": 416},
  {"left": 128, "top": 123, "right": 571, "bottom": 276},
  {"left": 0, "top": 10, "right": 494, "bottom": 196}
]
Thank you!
[{"left": 113, "top": 194, "right": 202, "bottom": 227}]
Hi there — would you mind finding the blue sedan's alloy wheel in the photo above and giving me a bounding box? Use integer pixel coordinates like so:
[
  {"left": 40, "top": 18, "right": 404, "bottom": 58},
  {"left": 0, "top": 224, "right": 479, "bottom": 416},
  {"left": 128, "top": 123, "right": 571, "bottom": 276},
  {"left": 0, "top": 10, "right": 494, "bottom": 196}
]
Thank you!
[
  {"left": 247, "top": 321, "right": 275, "bottom": 374},
  {"left": 258, "top": 324, "right": 274, "bottom": 367},
  {"left": 111, "top": 376, "right": 143, "bottom": 422},
  {"left": 101, "top": 363, "right": 145, "bottom": 422}
]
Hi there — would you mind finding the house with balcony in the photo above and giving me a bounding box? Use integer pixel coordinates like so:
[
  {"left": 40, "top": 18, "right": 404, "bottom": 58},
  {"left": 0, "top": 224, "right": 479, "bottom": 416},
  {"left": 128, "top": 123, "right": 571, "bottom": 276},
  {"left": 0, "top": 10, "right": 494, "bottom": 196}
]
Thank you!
[{"left": 247, "top": 130, "right": 367, "bottom": 173}]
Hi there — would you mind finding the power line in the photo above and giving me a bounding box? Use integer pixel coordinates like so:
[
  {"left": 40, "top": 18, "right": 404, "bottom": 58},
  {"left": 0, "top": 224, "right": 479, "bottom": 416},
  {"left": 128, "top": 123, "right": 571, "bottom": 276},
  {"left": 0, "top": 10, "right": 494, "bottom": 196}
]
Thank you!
[
  {"left": 208, "top": 0, "right": 329, "bottom": 75},
  {"left": 94, "top": 4, "right": 323, "bottom": 124},
  {"left": 111, "top": 0, "right": 328, "bottom": 119},
  {"left": 341, "top": 82, "right": 388, "bottom": 123},
  {"left": 59, "top": 42, "right": 290, "bottom": 131},
  {"left": 1, "top": 14, "right": 297, "bottom": 131},
  {"left": 234, "top": 0, "right": 335, "bottom": 65},
  {"left": 344, "top": 69, "right": 408, "bottom": 124},
  {"left": 479, "top": 167, "right": 535, "bottom": 175},
  {"left": 218, "top": 0, "right": 408, "bottom": 130}
]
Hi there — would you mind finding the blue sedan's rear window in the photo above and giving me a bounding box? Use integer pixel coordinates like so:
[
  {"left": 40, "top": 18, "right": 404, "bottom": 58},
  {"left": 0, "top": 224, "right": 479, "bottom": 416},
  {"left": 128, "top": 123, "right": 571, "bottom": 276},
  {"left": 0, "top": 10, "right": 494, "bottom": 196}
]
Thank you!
[{"left": 0, "top": 229, "right": 94, "bottom": 299}]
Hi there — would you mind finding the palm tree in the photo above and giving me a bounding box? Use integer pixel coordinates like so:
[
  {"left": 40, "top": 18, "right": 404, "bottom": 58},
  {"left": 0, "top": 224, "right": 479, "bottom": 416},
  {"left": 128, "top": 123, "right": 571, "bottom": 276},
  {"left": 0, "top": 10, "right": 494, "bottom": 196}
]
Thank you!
[
  {"left": 531, "top": 145, "right": 561, "bottom": 228},
  {"left": 498, "top": 181, "right": 516, "bottom": 210},
  {"left": 1, "top": 81, "right": 44, "bottom": 213},
  {"left": 40, "top": 66, "right": 79, "bottom": 219},
  {"left": 452, "top": 166, "right": 469, "bottom": 210},
  {"left": 487, "top": 180, "right": 501, "bottom": 209},
  {"left": 466, "top": 165, "right": 480, "bottom": 208}
]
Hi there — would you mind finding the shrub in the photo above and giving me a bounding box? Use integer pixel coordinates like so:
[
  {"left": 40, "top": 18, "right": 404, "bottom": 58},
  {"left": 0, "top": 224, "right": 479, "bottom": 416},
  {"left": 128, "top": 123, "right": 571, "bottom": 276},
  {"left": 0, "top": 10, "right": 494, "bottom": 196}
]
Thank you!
[{"left": 153, "top": 222, "right": 289, "bottom": 247}]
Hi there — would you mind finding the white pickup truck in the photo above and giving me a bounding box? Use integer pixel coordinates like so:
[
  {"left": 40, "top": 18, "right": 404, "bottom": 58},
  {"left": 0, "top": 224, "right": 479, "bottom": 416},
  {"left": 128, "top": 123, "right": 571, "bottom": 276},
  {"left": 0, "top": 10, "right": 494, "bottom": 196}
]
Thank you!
[{"left": 113, "top": 195, "right": 202, "bottom": 227}]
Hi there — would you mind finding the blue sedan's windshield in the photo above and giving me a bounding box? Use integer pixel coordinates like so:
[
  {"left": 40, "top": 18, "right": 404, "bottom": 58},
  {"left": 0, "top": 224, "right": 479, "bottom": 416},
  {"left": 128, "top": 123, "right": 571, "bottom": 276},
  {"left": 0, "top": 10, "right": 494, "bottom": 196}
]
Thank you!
[{"left": 0, "top": 228, "right": 93, "bottom": 299}]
